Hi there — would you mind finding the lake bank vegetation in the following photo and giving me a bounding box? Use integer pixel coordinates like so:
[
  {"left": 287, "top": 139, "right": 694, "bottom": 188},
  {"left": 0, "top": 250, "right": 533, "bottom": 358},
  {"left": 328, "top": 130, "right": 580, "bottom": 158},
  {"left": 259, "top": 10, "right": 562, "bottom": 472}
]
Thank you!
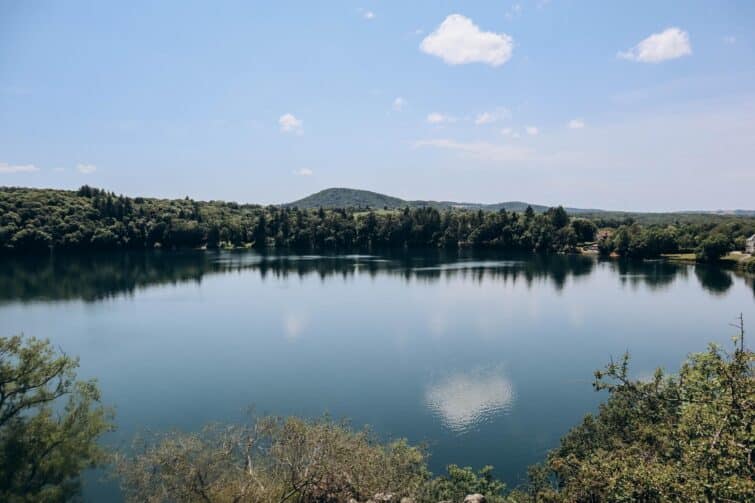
[
  {"left": 2, "top": 187, "right": 754, "bottom": 266},
  {"left": 1, "top": 325, "right": 752, "bottom": 502}
]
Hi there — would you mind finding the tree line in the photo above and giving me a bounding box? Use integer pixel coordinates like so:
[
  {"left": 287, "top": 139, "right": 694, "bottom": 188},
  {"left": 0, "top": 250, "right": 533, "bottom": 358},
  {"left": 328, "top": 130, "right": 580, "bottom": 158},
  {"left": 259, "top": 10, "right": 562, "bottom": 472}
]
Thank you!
[{"left": 1, "top": 186, "right": 754, "bottom": 261}]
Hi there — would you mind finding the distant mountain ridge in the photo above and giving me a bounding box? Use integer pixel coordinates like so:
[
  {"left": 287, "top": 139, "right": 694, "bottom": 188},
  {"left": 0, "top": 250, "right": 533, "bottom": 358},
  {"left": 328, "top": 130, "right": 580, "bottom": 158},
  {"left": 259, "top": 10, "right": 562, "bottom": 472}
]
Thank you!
[
  {"left": 284, "top": 188, "right": 598, "bottom": 213},
  {"left": 285, "top": 188, "right": 755, "bottom": 216}
]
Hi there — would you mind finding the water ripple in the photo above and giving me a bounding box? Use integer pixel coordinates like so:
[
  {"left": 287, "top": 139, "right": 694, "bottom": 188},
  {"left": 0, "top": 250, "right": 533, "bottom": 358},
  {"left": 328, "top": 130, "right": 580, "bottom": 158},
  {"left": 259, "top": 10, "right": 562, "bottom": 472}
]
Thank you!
[{"left": 425, "top": 368, "right": 515, "bottom": 434}]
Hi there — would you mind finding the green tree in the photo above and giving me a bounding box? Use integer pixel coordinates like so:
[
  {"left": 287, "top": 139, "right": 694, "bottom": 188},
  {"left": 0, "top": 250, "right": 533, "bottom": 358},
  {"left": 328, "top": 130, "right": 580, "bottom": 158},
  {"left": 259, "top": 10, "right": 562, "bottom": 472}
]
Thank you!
[
  {"left": 570, "top": 219, "right": 597, "bottom": 242},
  {"left": 697, "top": 234, "right": 731, "bottom": 262},
  {"left": 515, "top": 327, "right": 754, "bottom": 502},
  {"left": 10, "top": 228, "right": 52, "bottom": 252},
  {"left": 0, "top": 335, "right": 113, "bottom": 502},
  {"left": 547, "top": 206, "right": 569, "bottom": 229},
  {"left": 422, "top": 465, "right": 507, "bottom": 503}
]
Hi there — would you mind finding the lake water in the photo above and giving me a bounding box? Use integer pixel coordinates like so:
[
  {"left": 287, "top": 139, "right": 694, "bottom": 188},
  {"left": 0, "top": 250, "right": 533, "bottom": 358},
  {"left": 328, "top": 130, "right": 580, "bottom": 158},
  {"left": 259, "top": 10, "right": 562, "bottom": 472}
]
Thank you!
[{"left": 1, "top": 250, "right": 753, "bottom": 500}]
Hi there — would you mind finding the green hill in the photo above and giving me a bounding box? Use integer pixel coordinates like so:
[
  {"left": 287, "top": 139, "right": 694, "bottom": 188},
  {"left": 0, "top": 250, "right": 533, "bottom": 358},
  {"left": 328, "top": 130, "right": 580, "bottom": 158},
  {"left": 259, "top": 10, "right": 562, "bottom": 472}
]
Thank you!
[
  {"left": 284, "top": 188, "right": 405, "bottom": 209},
  {"left": 286, "top": 187, "right": 569, "bottom": 213}
]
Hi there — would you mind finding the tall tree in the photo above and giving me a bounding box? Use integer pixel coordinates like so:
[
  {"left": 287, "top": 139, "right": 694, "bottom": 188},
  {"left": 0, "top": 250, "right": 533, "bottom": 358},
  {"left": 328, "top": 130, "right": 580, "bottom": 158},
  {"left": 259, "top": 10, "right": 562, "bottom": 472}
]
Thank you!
[{"left": 0, "top": 335, "right": 113, "bottom": 502}]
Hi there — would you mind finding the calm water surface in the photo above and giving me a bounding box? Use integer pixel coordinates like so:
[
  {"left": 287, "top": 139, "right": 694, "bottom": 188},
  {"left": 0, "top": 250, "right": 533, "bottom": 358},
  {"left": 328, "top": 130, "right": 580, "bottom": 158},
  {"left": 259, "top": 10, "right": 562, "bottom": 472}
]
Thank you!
[{"left": 1, "top": 250, "right": 753, "bottom": 500}]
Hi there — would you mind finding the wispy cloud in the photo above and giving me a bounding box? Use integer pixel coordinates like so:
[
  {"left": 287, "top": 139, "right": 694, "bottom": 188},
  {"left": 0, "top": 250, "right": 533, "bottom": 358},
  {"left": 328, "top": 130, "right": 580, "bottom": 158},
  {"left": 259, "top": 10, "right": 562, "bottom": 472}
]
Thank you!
[
  {"left": 77, "top": 164, "right": 97, "bottom": 174},
  {"left": 500, "top": 127, "right": 520, "bottom": 138},
  {"left": 393, "top": 97, "right": 406, "bottom": 111},
  {"left": 427, "top": 112, "right": 456, "bottom": 124},
  {"left": 420, "top": 14, "right": 513, "bottom": 67},
  {"left": 363, "top": 10, "right": 375, "bottom": 20},
  {"left": 505, "top": 3, "right": 522, "bottom": 21},
  {"left": 0, "top": 162, "right": 39, "bottom": 174},
  {"left": 293, "top": 168, "right": 313, "bottom": 176},
  {"left": 525, "top": 126, "right": 539, "bottom": 136},
  {"left": 568, "top": 118, "right": 585, "bottom": 129},
  {"left": 474, "top": 108, "right": 509, "bottom": 125},
  {"left": 723, "top": 35, "right": 736, "bottom": 45},
  {"left": 618, "top": 27, "right": 691, "bottom": 63},
  {"left": 414, "top": 138, "right": 541, "bottom": 162},
  {"left": 279, "top": 113, "right": 303, "bottom": 134}
]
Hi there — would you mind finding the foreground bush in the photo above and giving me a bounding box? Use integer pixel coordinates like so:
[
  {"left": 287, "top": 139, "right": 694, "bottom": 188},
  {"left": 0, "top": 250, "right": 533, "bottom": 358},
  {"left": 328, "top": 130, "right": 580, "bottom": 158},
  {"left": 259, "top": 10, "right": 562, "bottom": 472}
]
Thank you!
[
  {"left": 0, "top": 335, "right": 113, "bottom": 502},
  {"left": 115, "top": 416, "right": 432, "bottom": 503},
  {"left": 513, "top": 328, "right": 754, "bottom": 502},
  {"left": 114, "top": 417, "right": 513, "bottom": 503}
]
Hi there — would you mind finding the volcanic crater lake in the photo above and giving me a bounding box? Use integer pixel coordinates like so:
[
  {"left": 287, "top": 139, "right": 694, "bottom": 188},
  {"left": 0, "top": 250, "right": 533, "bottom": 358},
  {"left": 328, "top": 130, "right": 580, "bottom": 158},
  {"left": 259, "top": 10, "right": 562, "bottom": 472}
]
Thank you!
[{"left": 1, "top": 249, "right": 753, "bottom": 500}]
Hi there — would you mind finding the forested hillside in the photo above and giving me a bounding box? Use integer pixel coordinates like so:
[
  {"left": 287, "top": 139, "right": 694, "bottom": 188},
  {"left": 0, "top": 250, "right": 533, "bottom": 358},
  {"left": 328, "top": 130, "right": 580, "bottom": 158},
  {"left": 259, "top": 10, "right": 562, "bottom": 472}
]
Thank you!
[
  {"left": 286, "top": 187, "right": 553, "bottom": 212},
  {"left": 285, "top": 187, "right": 406, "bottom": 209},
  {"left": 1, "top": 186, "right": 754, "bottom": 260}
]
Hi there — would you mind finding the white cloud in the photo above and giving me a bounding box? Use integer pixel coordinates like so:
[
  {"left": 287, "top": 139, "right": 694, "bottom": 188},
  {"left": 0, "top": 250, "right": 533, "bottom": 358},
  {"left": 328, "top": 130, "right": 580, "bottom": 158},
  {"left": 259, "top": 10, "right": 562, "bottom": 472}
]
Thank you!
[
  {"left": 568, "top": 118, "right": 585, "bottom": 129},
  {"left": 505, "top": 3, "right": 522, "bottom": 20},
  {"left": 279, "top": 113, "right": 303, "bottom": 134},
  {"left": 393, "top": 97, "right": 406, "bottom": 111},
  {"left": 525, "top": 126, "right": 539, "bottom": 136},
  {"left": 77, "top": 164, "right": 97, "bottom": 174},
  {"left": 0, "top": 162, "right": 39, "bottom": 174},
  {"left": 500, "top": 127, "right": 520, "bottom": 138},
  {"left": 363, "top": 10, "right": 375, "bottom": 20},
  {"left": 414, "top": 138, "right": 540, "bottom": 162},
  {"left": 427, "top": 112, "right": 455, "bottom": 124},
  {"left": 474, "top": 108, "right": 510, "bottom": 125},
  {"left": 474, "top": 108, "right": 510, "bottom": 126},
  {"left": 420, "top": 14, "right": 514, "bottom": 67},
  {"left": 475, "top": 112, "right": 496, "bottom": 125},
  {"left": 293, "top": 168, "right": 313, "bottom": 176},
  {"left": 723, "top": 35, "right": 736, "bottom": 45},
  {"left": 618, "top": 27, "right": 691, "bottom": 63}
]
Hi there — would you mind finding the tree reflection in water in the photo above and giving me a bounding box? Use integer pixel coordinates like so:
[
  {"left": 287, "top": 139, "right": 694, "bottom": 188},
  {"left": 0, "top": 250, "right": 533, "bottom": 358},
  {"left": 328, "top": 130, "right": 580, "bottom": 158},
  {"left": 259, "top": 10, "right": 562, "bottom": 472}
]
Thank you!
[{"left": 0, "top": 249, "right": 749, "bottom": 303}]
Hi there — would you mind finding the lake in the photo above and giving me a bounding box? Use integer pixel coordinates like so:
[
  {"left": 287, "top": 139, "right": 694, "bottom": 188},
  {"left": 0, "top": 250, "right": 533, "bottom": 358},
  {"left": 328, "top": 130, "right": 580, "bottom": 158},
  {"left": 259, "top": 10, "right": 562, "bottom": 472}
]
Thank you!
[{"left": 1, "top": 250, "right": 752, "bottom": 500}]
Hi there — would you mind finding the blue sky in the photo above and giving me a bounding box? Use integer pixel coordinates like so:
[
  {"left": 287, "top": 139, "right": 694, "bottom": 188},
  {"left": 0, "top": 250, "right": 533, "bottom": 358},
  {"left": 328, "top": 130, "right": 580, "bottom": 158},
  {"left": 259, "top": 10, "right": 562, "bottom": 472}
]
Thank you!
[{"left": 1, "top": 1, "right": 754, "bottom": 210}]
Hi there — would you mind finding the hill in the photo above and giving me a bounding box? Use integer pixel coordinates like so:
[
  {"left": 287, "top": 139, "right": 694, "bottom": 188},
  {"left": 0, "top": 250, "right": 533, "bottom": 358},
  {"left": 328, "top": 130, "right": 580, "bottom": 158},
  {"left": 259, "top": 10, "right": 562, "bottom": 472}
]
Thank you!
[
  {"left": 285, "top": 187, "right": 590, "bottom": 213},
  {"left": 284, "top": 188, "right": 405, "bottom": 209}
]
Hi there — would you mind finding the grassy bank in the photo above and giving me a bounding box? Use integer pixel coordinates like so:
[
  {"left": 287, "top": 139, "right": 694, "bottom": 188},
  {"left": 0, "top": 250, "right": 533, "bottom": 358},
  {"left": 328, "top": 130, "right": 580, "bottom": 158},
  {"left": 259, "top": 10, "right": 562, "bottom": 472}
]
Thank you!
[{"left": 662, "top": 251, "right": 755, "bottom": 273}]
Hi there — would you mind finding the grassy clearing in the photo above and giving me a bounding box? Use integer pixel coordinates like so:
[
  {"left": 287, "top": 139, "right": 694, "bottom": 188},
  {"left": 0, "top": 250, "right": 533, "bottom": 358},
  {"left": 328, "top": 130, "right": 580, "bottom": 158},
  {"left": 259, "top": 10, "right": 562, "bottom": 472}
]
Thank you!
[{"left": 661, "top": 252, "right": 697, "bottom": 262}]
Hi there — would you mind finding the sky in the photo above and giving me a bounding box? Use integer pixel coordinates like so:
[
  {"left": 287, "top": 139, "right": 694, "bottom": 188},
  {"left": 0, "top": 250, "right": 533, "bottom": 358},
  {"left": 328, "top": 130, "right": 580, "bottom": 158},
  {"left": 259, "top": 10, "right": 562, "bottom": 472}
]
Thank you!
[{"left": 1, "top": 0, "right": 754, "bottom": 211}]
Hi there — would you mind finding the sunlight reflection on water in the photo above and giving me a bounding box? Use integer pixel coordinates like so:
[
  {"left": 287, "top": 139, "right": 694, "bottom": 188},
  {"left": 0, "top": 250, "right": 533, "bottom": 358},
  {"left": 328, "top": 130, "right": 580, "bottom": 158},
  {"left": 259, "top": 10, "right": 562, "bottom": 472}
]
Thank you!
[{"left": 425, "top": 368, "right": 515, "bottom": 434}]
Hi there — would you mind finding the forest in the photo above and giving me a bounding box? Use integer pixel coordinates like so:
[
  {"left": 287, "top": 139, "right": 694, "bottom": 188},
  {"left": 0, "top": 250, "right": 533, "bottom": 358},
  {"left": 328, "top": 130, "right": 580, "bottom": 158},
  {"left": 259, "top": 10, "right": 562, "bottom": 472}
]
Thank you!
[{"left": 1, "top": 186, "right": 754, "bottom": 261}]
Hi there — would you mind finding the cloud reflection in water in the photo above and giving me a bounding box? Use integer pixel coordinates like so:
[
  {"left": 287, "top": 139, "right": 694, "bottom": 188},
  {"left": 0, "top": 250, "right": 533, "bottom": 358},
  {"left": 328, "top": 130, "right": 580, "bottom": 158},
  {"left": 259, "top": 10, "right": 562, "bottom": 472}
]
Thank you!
[{"left": 425, "top": 368, "right": 515, "bottom": 434}]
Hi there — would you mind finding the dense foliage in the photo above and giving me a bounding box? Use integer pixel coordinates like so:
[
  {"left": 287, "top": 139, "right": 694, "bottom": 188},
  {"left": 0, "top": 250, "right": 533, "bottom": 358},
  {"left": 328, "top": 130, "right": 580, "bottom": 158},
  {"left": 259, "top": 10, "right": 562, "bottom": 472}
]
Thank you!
[
  {"left": 512, "top": 333, "right": 754, "bottom": 502},
  {"left": 115, "top": 415, "right": 512, "bottom": 503},
  {"left": 0, "top": 335, "right": 112, "bottom": 502},
  {"left": 2, "top": 187, "right": 753, "bottom": 260},
  {"left": 0, "top": 187, "right": 582, "bottom": 253},
  {"left": 286, "top": 187, "right": 406, "bottom": 209},
  {"left": 596, "top": 220, "right": 755, "bottom": 260}
]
